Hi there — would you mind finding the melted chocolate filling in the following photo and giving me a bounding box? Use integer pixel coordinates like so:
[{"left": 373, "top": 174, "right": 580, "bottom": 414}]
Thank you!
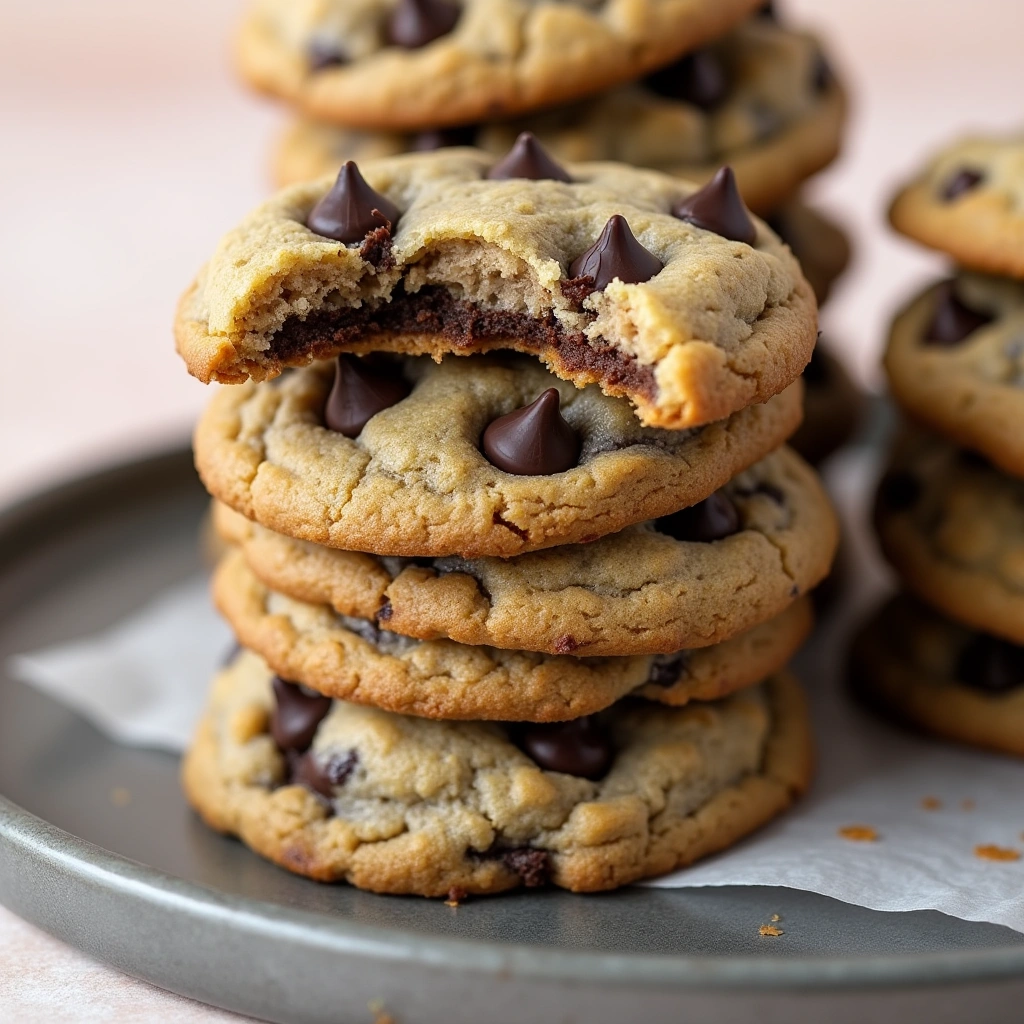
[{"left": 269, "top": 285, "right": 656, "bottom": 400}]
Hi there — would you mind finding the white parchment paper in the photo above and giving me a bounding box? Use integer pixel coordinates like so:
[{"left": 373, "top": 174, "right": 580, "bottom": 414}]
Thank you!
[{"left": 9, "top": 448, "right": 1024, "bottom": 931}]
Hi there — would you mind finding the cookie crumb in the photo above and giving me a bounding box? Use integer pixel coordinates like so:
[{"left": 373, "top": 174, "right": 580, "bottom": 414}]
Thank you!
[
  {"left": 921, "top": 796, "right": 942, "bottom": 811},
  {"left": 445, "top": 886, "right": 467, "bottom": 907},
  {"left": 974, "top": 844, "right": 1021, "bottom": 863},
  {"left": 770, "top": 913, "right": 781, "bottom": 923},
  {"left": 838, "top": 825, "right": 879, "bottom": 842},
  {"left": 759, "top": 925, "right": 783, "bottom": 937},
  {"left": 368, "top": 999, "right": 395, "bottom": 1024},
  {"left": 961, "top": 799, "right": 976, "bottom": 811},
  {"left": 110, "top": 787, "right": 132, "bottom": 807}
]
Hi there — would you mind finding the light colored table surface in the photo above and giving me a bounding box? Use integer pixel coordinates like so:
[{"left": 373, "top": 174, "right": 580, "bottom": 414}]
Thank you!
[{"left": 1, "top": 0, "right": 1022, "bottom": 1017}]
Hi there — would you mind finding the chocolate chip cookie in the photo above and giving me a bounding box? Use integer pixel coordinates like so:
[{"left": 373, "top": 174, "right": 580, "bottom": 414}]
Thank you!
[
  {"left": 790, "top": 341, "right": 862, "bottom": 465},
  {"left": 889, "top": 133, "right": 1024, "bottom": 280},
  {"left": 884, "top": 274, "right": 1024, "bottom": 478},
  {"left": 874, "top": 428, "right": 1024, "bottom": 646},
  {"left": 237, "top": 0, "right": 764, "bottom": 132},
  {"left": 210, "top": 438, "right": 832, "bottom": 654},
  {"left": 272, "top": 16, "right": 846, "bottom": 216},
  {"left": 182, "top": 647, "right": 812, "bottom": 894},
  {"left": 176, "top": 149, "right": 817, "bottom": 430},
  {"left": 851, "top": 593, "right": 1024, "bottom": 757},
  {"left": 195, "top": 354, "right": 804, "bottom": 558},
  {"left": 214, "top": 548, "right": 813, "bottom": 719}
]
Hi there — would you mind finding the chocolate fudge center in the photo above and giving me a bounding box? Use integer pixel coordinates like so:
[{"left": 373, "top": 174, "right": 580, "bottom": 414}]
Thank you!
[{"left": 268, "top": 285, "right": 657, "bottom": 400}]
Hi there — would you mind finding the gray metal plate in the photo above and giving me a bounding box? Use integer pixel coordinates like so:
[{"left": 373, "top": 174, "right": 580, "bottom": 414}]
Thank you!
[{"left": 1, "top": 447, "right": 1024, "bottom": 1024}]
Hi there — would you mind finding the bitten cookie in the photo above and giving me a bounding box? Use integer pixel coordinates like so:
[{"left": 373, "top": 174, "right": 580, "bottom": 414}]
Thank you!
[
  {"left": 888, "top": 133, "right": 1024, "bottom": 280},
  {"left": 884, "top": 274, "right": 1024, "bottom": 478},
  {"left": 237, "top": 0, "right": 764, "bottom": 131},
  {"left": 182, "top": 648, "right": 812, "bottom": 895},
  {"left": 272, "top": 16, "right": 846, "bottom": 216},
  {"left": 214, "top": 549, "right": 815, "bottom": 718},
  {"left": 194, "top": 354, "right": 804, "bottom": 558},
  {"left": 851, "top": 593, "right": 1024, "bottom": 758},
  {"left": 790, "top": 342, "right": 862, "bottom": 465},
  {"left": 874, "top": 428, "right": 1024, "bottom": 646},
  {"left": 176, "top": 149, "right": 818, "bottom": 429},
  {"left": 211, "top": 441, "right": 832, "bottom": 654}
]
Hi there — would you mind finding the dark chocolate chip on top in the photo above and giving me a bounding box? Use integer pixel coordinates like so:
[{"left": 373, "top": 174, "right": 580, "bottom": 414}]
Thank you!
[
  {"left": 673, "top": 167, "right": 757, "bottom": 245},
  {"left": 307, "top": 162, "right": 401, "bottom": 244},
  {"left": 324, "top": 354, "right": 411, "bottom": 438},
  {"left": 568, "top": 215, "right": 663, "bottom": 291},
  {"left": 482, "top": 389, "right": 580, "bottom": 476}
]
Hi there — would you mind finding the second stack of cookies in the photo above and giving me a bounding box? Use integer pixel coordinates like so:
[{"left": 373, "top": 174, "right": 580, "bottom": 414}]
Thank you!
[{"left": 854, "top": 131, "right": 1024, "bottom": 757}]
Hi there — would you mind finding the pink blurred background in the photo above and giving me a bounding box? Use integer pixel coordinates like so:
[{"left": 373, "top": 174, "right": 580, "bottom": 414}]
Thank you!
[
  {"left": 1, "top": 0, "right": 1022, "bottom": 507},
  {"left": 0, "top": 0, "right": 1022, "bottom": 1013}
]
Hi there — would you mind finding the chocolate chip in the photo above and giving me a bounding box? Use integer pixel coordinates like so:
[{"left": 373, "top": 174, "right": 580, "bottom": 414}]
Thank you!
[
  {"left": 289, "top": 749, "right": 359, "bottom": 799},
  {"left": 956, "top": 634, "right": 1024, "bottom": 694},
  {"left": 307, "top": 39, "right": 347, "bottom": 71},
  {"left": 568, "top": 215, "right": 663, "bottom": 291},
  {"left": 386, "top": 0, "right": 460, "bottom": 49},
  {"left": 646, "top": 654, "right": 687, "bottom": 687},
  {"left": 942, "top": 168, "right": 984, "bottom": 201},
  {"left": 811, "top": 52, "right": 832, "bottom": 93},
  {"left": 377, "top": 597, "right": 394, "bottom": 622},
  {"left": 673, "top": 167, "right": 757, "bottom": 245},
  {"left": 924, "top": 282, "right": 992, "bottom": 346},
  {"left": 324, "top": 354, "right": 411, "bottom": 437},
  {"left": 515, "top": 717, "right": 614, "bottom": 780},
  {"left": 878, "top": 470, "right": 921, "bottom": 511},
  {"left": 645, "top": 49, "right": 728, "bottom": 110},
  {"left": 410, "top": 125, "right": 478, "bottom": 151},
  {"left": 482, "top": 389, "right": 580, "bottom": 475},
  {"left": 487, "top": 132, "right": 572, "bottom": 182},
  {"left": 656, "top": 491, "right": 740, "bottom": 543},
  {"left": 271, "top": 677, "right": 332, "bottom": 753},
  {"left": 500, "top": 848, "right": 550, "bottom": 888},
  {"left": 307, "top": 162, "right": 400, "bottom": 244},
  {"left": 756, "top": 1, "right": 778, "bottom": 19}
]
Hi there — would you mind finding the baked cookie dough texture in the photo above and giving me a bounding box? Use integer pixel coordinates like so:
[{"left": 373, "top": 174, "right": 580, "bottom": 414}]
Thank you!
[
  {"left": 184, "top": 650, "right": 811, "bottom": 895},
  {"left": 237, "top": 0, "right": 766, "bottom": 130},
  {"left": 193, "top": 354, "right": 805, "bottom": 558},
  {"left": 860, "top": 129, "right": 1024, "bottom": 755},
  {"left": 178, "top": 0, "right": 853, "bottom": 887},
  {"left": 271, "top": 15, "right": 846, "bottom": 216},
  {"left": 175, "top": 152, "right": 817, "bottom": 430},
  {"left": 889, "top": 133, "right": 1024, "bottom": 281}
]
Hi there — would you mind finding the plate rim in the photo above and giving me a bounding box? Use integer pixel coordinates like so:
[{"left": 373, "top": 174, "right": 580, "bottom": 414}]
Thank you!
[{"left": 2, "top": 444, "right": 1024, "bottom": 993}]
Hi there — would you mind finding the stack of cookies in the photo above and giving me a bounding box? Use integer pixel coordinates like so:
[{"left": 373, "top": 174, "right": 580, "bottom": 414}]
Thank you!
[
  {"left": 853, "top": 132, "right": 1024, "bottom": 757},
  {"left": 174, "top": 145, "right": 839, "bottom": 897},
  {"left": 236, "top": 0, "right": 861, "bottom": 465}
]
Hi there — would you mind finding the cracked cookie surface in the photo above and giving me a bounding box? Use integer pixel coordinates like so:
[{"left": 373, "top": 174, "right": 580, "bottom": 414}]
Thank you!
[
  {"left": 210, "top": 441, "right": 831, "bottom": 655},
  {"left": 272, "top": 17, "right": 846, "bottom": 216},
  {"left": 195, "top": 354, "right": 803, "bottom": 558},
  {"left": 237, "top": 0, "right": 763, "bottom": 131},
  {"left": 884, "top": 275, "right": 1024, "bottom": 478},
  {"left": 889, "top": 133, "right": 1024, "bottom": 279},
  {"left": 176, "top": 150, "right": 817, "bottom": 429},
  {"left": 213, "top": 548, "right": 814, "bottom": 718},
  {"left": 851, "top": 593, "right": 1024, "bottom": 757},
  {"left": 182, "top": 648, "right": 811, "bottom": 895},
  {"left": 874, "top": 428, "right": 1024, "bottom": 645}
]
